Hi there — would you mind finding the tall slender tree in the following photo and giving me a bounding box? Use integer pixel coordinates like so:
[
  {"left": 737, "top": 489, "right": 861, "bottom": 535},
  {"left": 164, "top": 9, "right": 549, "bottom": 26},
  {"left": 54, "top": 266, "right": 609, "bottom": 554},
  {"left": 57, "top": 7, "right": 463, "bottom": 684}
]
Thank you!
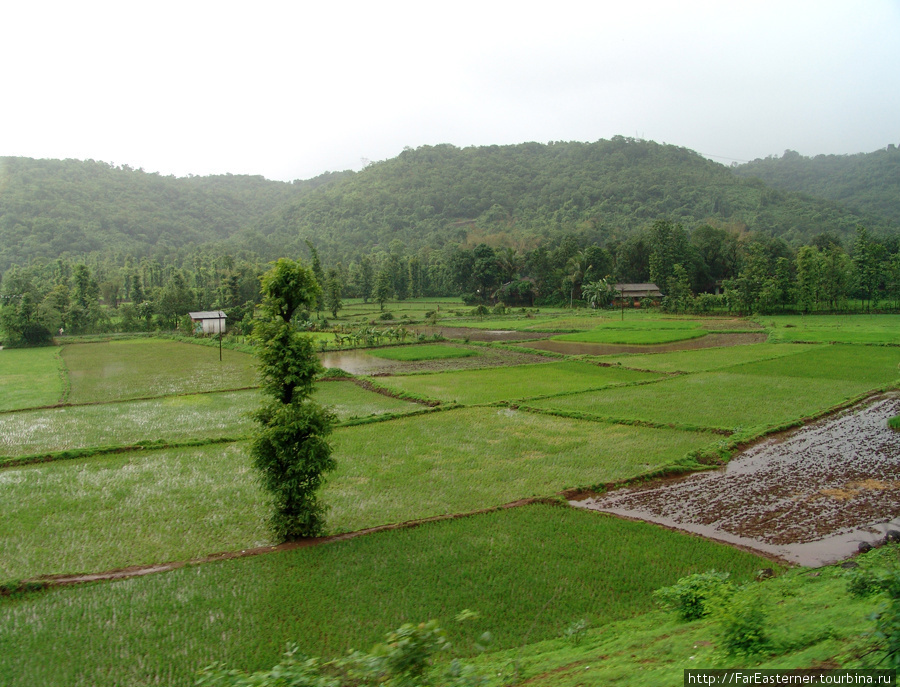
[{"left": 250, "top": 258, "right": 336, "bottom": 540}]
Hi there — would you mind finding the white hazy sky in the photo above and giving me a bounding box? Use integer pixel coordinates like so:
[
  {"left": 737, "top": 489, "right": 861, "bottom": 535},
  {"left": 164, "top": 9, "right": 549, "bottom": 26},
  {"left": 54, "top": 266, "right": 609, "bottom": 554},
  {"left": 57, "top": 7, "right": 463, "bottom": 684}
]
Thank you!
[{"left": 2, "top": 0, "right": 898, "bottom": 182}]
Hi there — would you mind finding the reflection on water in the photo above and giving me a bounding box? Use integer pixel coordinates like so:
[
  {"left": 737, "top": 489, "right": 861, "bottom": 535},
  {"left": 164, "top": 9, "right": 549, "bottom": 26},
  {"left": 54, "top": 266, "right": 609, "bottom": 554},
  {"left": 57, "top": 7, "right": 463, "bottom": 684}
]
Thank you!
[
  {"left": 526, "top": 332, "right": 766, "bottom": 356},
  {"left": 574, "top": 394, "right": 900, "bottom": 566},
  {"left": 318, "top": 351, "right": 401, "bottom": 375}
]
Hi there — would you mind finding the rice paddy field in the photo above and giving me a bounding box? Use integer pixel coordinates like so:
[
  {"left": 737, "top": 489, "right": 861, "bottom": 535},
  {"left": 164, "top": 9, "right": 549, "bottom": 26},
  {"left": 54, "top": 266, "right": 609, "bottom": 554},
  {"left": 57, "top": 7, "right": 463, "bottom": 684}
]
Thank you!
[
  {"left": 761, "top": 314, "right": 900, "bottom": 344},
  {"left": 1, "top": 504, "right": 772, "bottom": 687},
  {"left": 2, "top": 312, "right": 900, "bottom": 686},
  {"left": 373, "top": 360, "right": 663, "bottom": 405},
  {"left": 0, "top": 346, "right": 64, "bottom": 411}
]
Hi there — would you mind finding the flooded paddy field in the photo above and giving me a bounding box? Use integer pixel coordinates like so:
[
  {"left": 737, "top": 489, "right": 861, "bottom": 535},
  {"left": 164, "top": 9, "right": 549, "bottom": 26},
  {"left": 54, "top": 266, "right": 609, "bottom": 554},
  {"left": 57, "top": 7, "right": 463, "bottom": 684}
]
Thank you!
[
  {"left": 523, "top": 332, "right": 766, "bottom": 356},
  {"left": 573, "top": 394, "right": 900, "bottom": 566},
  {"left": 319, "top": 346, "right": 553, "bottom": 375},
  {"left": 408, "top": 325, "right": 551, "bottom": 342}
]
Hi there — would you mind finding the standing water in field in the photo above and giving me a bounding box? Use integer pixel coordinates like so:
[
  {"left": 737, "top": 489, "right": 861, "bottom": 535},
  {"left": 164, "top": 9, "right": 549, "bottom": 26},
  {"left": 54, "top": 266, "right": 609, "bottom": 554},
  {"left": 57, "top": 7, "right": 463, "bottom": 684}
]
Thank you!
[{"left": 573, "top": 394, "right": 900, "bottom": 566}]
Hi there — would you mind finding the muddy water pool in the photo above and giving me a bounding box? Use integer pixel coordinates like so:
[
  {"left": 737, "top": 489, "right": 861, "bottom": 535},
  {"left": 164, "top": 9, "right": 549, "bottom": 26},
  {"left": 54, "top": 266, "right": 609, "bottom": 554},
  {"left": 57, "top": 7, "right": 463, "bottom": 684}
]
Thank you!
[{"left": 573, "top": 394, "right": 900, "bottom": 566}]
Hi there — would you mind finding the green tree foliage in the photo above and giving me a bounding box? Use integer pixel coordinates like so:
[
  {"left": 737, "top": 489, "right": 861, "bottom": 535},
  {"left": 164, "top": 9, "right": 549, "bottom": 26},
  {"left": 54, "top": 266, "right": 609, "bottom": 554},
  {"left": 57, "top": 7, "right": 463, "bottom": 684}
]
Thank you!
[
  {"left": 358, "top": 255, "right": 375, "bottom": 303},
  {"left": 733, "top": 145, "right": 900, "bottom": 226},
  {"left": 325, "top": 268, "right": 343, "bottom": 318},
  {"left": 853, "top": 225, "right": 886, "bottom": 311},
  {"left": 654, "top": 570, "right": 733, "bottom": 621},
  {"left": 196, "top": 616, "right": 487, "bottom": 687},
  {"left": 0, "top": 267, "right": 53, "bottom": 346},
  {"left": 581, "top": 279, "right": 616, "bottom": 308},
  {"left": 374, "top": 268, "right": 393, "bottom": 311},
  {"left": 251, "top": 258, "right": 335, "bottom": 540},
  {"left": 155, "top": 270, "right": 196, "bottom": 330}
]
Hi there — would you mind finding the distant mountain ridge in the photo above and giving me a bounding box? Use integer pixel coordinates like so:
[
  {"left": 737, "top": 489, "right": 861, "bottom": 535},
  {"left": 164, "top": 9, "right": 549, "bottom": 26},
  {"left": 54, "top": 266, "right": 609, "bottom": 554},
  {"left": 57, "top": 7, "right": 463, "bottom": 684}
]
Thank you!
[
  {"left": 0, "top": 157, "right": 346, "bottom": 271},
  {"left": 1, "top": 138, "right": 897, "bottom": 271},
  {"left": 732, "top": 145, "right": 900, "bottom": 226},
  {"left": 240, "top": 137, "right": 897, "bottom": 263}
]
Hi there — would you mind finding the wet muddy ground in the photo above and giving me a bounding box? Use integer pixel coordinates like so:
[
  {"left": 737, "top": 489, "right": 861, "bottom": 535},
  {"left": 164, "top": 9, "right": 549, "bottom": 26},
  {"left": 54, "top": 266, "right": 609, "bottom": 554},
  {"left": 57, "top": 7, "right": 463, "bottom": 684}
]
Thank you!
[
  {"left": 319, "top": 346, "right": 555, "bottom": 375},
  {"left": 573, "top": 394, "right": 900, "bottom": 566},
  {"left": 408, "top": 325, "right": 551, "bottom": 342},
  {"left": 525, "top": 332, "right": 767, "bottom": 356}
]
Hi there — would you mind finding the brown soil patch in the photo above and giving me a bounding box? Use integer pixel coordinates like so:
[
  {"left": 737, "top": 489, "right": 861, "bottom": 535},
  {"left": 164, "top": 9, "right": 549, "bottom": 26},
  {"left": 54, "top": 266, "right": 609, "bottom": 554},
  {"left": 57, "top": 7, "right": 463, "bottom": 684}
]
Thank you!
[{"left": 575, "top": 394, "right": 900, "bottom": 566}]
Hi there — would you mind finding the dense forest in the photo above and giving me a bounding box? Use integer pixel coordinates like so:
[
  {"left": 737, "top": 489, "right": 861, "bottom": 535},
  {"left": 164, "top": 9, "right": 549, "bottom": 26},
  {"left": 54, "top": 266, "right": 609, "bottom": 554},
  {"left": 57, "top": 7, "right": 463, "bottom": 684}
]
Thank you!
[
  {"left": 2, "top": 138, "right": 900, "bottom": 346},
  {"left": 0, "top": 157, "right": 347, "bottom": 272},
  {"left": 243, "top": 137, "right": 895, "bottom": 264},
  {"left": 733, "top": 144, "right": 900, "bottom": 225}
]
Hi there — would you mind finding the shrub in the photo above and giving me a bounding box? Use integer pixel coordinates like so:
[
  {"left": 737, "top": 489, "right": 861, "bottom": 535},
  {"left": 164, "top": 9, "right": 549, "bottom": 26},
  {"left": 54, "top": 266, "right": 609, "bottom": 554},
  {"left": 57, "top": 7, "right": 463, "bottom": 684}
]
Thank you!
[
  {"left": 718, "top": 592, "right": 771, "bottom": 657},
  {"left": 653, "top": 570, "right": 733, "bottom": 621},
  {"left": 380, "top": 312, "right": 395, "bottom": 320}
]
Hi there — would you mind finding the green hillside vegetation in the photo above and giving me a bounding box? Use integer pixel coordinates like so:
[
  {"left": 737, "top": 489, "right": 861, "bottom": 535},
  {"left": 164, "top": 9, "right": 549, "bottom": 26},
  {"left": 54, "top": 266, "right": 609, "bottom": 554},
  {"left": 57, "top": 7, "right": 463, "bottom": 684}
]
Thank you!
[
  {"left": 0, "top": 156, "right": 346, "bottom": 271},
  {"left": 246, "top": 138, "right": 894, "bottom": 265},
  {"left": 733, "top": 145, "right": 900, "bottom": 225}
]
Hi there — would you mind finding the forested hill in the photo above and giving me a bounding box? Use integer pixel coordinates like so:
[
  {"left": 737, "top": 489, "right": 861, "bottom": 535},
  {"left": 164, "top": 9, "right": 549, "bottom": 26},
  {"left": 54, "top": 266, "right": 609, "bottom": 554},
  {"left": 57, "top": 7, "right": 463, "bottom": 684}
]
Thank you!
[
  {"left": 732, "top": 145, "right": 900, "bottom": 226},
  {"left": 2, "top": 140, "right": 898, "bottom": 273},
  {"left": 238, "top": 137, "right": 896, "bottom": 263},
  {"left": 0, "top": 157, "right": 347, "bottom": 272}
]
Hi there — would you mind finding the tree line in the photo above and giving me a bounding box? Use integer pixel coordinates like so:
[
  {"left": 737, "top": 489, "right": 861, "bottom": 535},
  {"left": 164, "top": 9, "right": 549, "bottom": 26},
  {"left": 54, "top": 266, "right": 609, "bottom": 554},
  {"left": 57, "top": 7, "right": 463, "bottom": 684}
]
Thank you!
[{"left": 3, "top": 218, "right": 898, "bottom": 345}]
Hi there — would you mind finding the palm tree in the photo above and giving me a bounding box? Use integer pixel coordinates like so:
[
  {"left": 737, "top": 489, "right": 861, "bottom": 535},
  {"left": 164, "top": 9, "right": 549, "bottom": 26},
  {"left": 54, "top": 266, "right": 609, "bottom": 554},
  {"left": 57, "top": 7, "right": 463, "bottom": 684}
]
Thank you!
[{"left": 565, "top": 250, "right": 592, "bottom": 309}]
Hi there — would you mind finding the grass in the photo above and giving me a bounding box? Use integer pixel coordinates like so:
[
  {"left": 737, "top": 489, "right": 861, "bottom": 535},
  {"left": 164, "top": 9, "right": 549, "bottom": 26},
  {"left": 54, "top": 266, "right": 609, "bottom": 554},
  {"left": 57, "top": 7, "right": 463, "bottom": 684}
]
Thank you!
[
  {"left": 0, "top": 391, "right": 258, "bottom": 457},
  {"left": 0, "top": 442, "right": 271, "bottom": 580},
  {"left": 0, "top": 504, "right": 774, "bottom": 687},
  {"left": 529, "top": 370, "right": 876, "bottom": 434},
  {"left": 0, "top": 408, "right": 714, "bottom": 579},
  {"left": 473, "top": 549, "right": 887, "bottom": 686},
  {"left": 552, "top": 319, "right": 708, "bottom": 345},
  {"left": 762, "top": 314, "right": 900, "bottom": 344},
  {"left": 0, "top": 346, "right": 64, "bottom": 411},
  {"left": 554, "top": 328, "right": 708, "bottom": 344},
  {"left": 63, "top": 339, "right": 259, "bottom": 403},
  {"left": 314, "top": 379, "right": 422, "bottom": 419},
  {"left": 366, "top": 344, "right": 478, "bottom": 361},
  {"left": 0, "top": 382, "right": 419, "bottom": 459},
  {"left": 530, "top": 344, "right": 900, "bottom": 435},
  {"left": 372, "top": 361, "right": 662, "bottom": 405},
  {"left": 727, "top": 343, "right": 900, "bottom": 387},
  {"left": 3, "top": 320, "right": 897, "bottom": 686},
  {"left": 322, "top": 407, "right": 715, "bottom": 533},
  {"left": 595, "top": 343, "right": 819, "bottom": 373}
]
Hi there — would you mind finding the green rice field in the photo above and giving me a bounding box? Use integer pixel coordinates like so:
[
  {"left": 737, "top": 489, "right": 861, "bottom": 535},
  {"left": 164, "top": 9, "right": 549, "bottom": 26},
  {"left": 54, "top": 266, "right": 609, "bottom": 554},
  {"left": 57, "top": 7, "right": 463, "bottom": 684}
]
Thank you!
[
  {"left": 762, "top": 314, "right": 900, "bottom": 344},
  {"left": 553, "top": 319, "right": 708, "bottom": 345},
  {"left": 64, "top": 339, "right": 260, "bottom": 403},
  {"left": 596, "top": 342, "right": 818, "bottom": 372},
  {"left": 323, "top": 406, "right": 715, "bottom": 533},
  {"left": 1, "top": 442, "right": 270, "bottom": 580},
  {"left": 0, "top": 504, "right": 773, "bottom": 687},
  {"left": 0, "top": 390, "right": 257, "bottom": 457},
  {"left": 373, "top": 360, "right": 662, "bottom": 404},
  {"left": 3, "top": 315, "right": 899, "bottom": 687},
  {"left": 0, "top": 346, "right": 63, "bottom": 411}
]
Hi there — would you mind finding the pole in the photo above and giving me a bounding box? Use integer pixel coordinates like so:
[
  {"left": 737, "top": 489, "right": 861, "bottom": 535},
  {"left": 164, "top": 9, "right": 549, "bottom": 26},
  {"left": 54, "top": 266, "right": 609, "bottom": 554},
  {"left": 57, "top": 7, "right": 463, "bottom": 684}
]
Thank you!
[{"left": 219, "top": 314, "right": 223, "bottom": 361}]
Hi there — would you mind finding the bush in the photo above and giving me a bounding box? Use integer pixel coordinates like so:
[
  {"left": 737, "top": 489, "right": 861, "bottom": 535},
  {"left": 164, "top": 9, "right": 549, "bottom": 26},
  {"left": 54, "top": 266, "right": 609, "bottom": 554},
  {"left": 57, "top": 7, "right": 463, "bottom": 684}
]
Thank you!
[
  {"left": 653, "top": 570, "right": 733, "bottom": 621},
  {"left": 380, "top": 312, "right": 394, "bottom": 320},
  {"left": 718, "top": 592, "right": 771, "bottom": 657}
]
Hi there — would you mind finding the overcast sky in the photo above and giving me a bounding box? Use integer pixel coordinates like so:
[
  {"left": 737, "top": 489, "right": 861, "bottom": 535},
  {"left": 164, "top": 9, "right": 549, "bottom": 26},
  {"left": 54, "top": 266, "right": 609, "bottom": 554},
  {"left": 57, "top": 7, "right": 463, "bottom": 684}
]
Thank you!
[{"left": 2, "top": 0, "right": 898, "bottom": 181}]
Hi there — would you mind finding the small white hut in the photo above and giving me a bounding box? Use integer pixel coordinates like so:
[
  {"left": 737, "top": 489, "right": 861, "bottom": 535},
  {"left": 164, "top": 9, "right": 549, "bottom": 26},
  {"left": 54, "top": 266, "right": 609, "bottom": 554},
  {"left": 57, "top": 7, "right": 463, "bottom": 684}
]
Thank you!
[{"left": 188, "top": 311, "right": 227, "bottom": 334}]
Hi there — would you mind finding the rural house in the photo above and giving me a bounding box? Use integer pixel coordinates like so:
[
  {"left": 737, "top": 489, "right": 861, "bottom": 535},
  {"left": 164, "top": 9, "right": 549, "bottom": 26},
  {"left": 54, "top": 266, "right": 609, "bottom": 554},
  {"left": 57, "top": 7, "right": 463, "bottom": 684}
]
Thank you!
[
  {"left": 614, "top": 283, "right": 662, "bottom": 306},
  {"left": 188, "top": 310, "right": 227, "bottom": 334}
]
